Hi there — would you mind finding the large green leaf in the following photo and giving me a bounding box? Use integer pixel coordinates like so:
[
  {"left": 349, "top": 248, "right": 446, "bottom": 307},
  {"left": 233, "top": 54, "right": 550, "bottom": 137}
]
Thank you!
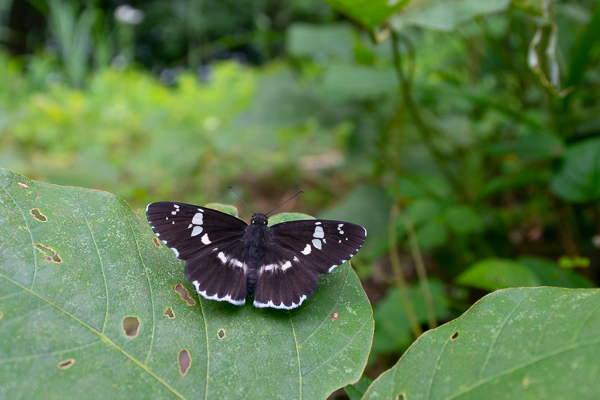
[
  {"left": 0, "top": 168, "right": 373, "bottom": 399},
  {"left": 363, "top": 287, "right": 600, "bottom": 399},
  {"left": 550, "top": 137, "right": 600, "bottom": 203}
]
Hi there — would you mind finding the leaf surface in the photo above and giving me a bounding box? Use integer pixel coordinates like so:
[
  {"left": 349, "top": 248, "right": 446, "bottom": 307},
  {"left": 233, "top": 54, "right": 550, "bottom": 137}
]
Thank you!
[
  {"left": 0, "top": 168, "right": 373, "bottom": 399},
  {"left": 363, "top": 287, "right": 600, "bottom": 399}
]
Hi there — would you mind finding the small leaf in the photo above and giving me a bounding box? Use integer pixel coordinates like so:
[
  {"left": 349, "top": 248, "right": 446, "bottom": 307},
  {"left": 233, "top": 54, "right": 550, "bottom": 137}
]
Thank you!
[
  {"left": 321, "top": 0, "right": 409, "bottom": 30},
  {"left": 0, "top": 168, "right": 373, "bottom": 399},
  {"left": 363, "top": 287, "right": 600, "bottom": 399},
  {"left": 456, "top": 258, "right": 540, "bottom": 291}
]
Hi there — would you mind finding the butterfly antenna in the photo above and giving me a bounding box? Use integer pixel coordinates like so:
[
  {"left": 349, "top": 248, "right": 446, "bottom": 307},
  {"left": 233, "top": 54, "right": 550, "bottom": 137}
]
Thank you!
[
  {"left": 266, "top": 191, "right": 303, "bottom": 216},
  {"left": 229, "top": 187, "right": 255, "bottom": 215}
]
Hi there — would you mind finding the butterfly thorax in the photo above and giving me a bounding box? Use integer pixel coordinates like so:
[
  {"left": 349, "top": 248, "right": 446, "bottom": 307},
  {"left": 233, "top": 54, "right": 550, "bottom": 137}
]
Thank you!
[{"left": 244, "top": 217, "right": 271, "bottom": 296}]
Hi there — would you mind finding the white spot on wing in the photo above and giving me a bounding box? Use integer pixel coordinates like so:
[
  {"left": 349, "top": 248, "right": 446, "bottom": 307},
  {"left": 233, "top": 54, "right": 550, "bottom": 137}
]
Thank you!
[
  {"left": 191, "top": 226, "right": 203, "bottom": 236},
  {"left": 312, "top": 238, "right": 322, "bottom": 250},
  {"left": 201, "top": 233, "right": 211, "bottom": 244},
  {"left": 263, "top": 264, "right": 277, "bottom": 272},
  {"left": 293, "top": 256, "right": 299, "bottom": 262},
  {"left": 146, "top": 204, "right": 151, "bottom": 212},
  {"left": 192, "top": 213, "right": 203, "bottom": 225},
  {"left": 171, "top": 248, "right": 180, "bottom": 257},
  {"left": 281, "top": 261, "right": 292, "bottom": 271},
  {"left": 218, "top": 252, "right": 227, "bottom": 264},
  {"left": 231, "top": 258, "right": 244, "bottom": 268},
  {"left": 171, "top": 211, "right": 176, "bottom": 215},
  {"left": 315, "top": 222, "right": 321, "bottom": 225},
  {"left": 313, "top": 226, "right": 324, "bottom": 238},
  {"left": 301, "top": 244, "right": 311, "bottom": 255},
  {"left": 187, "top": 224, "right": 192, "bottom": 229},
  {"left": 328, "top": 265, "right": 337, "bottom": 273}
]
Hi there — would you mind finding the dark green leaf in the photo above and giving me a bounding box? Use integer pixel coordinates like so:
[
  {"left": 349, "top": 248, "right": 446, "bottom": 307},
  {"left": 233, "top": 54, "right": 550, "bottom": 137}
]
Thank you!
[
  {"left": 518, "top": 256, "right": 595, "bottom": 288},
  {"left": 550, "top": 137, "right": 600, "bottom": 203},
  {"left": 566, "top": 1, "right": 600, "bottom": 89},
  {"left": 363, "top": 287, "right": 600, "bottom": 399},
  {"left": 344, "top": 375, "right": 373, "bottom": 400},
  {"left": 0, "top": 168, "right": 373, "bottom": 399}
]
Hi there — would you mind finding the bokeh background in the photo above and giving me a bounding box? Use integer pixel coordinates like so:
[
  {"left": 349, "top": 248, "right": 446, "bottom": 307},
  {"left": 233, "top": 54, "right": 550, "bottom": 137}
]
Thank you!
[{"left": 1, "top": 0, "right": 599, "bottom": 385}]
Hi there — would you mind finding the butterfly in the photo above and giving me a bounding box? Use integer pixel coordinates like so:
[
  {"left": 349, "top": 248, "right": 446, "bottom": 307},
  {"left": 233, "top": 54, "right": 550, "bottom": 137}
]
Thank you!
[{"left": 146, "top": 189, "right": 367, "bottom": 310}]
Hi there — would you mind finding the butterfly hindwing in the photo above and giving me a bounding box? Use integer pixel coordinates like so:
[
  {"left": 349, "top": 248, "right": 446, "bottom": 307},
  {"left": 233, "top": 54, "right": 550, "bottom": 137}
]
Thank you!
[
  {"left": 252, "top": 248, "right": 319, "bottom": 309},
  {"left": 146, "top": 202, "right": 247, "bottom": 260},
  {"left": 185, "top": 241, "right": 249, "bottom": 305},
  {"left": 252, "top": 219, "right": 366, "bottom": 309}
]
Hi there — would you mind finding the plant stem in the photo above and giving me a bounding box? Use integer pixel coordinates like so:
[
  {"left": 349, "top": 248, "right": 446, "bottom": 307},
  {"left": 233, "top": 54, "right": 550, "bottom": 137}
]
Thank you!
[
  {"left": 389, "top": 28, "right": 467, "bottom": 202},
  {"left": 402, "top": 212, "right": 437, "bottom": 329},
  {"left": 389, "top": 201, "right": 422, "bottom": 338}
]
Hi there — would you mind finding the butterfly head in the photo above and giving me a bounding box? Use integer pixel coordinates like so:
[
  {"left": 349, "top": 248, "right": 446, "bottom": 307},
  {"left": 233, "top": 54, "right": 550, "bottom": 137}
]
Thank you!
[{"left": 251, "top": 214, "right": 269, "bottom": 226}]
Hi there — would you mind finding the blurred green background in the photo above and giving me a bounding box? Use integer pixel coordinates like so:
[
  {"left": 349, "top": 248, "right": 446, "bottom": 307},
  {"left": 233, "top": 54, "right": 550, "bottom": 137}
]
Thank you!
[{"left": 1, "top": 0, "right": 599, "bottom": 383}]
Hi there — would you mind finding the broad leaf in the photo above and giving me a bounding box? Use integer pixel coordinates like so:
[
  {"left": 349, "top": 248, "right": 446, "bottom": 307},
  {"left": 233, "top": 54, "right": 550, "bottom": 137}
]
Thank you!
[
  {"left": 0, "top": 168, "right": 373, "bottom": 399},
  {"left": 363, "top": 287, "right": 600, "bottom": 399}
]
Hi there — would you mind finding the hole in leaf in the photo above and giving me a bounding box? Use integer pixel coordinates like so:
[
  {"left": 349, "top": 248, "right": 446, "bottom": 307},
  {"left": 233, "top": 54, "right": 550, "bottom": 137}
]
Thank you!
[
  {"left": 152, "top": 237, "right": 162, "bottom": 247},
  {"left": 217, "top": 329, "right": 225, "bottom": 340},
  {"left": 164, "top": 307, "right": 175, "bottom": 319},
  {"left": 178, "top": 349, "right": 191, "bottom": 375},
  {"left": 331, "top": 312, "right": 339, "bottom": 322},
  {"left": 17, "top": 181, "right": 29, "bottom": 188},
  {"left": 122, "top": 317, "right": 140, "bottom": 337},
  {"left": 173, "top": 284, "right": 195, "bottom": 306},
  {"left": 29, "top": 208, "right": 48, "bottom": 222},
  {"left": 57, "top": 358, "right": 75, "bottom": 369},
  {"left": 451, "top": 332, "right": 459, "bottom": 340},
  {"left": 396, "top": 393, "right": 406, "bottom": 400},
  {"left": 34, "top": 244, "right": 62, "bottom": 263}
]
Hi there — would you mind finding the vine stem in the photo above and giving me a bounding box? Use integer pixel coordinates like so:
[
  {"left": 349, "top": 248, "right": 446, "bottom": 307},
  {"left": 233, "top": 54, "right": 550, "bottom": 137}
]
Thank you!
[
  {"left": 389, "top": 201, "right": 422, "bottom": 338},
  {"left": 402, "top": 212, "right": 437, "bottom": 329},
  {"left": 389, "top": 28, "right": 467, "bottom": 202}
]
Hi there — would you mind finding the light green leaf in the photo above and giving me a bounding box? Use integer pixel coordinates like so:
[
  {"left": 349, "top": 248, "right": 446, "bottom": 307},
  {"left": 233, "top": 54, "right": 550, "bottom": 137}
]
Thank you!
[
  {"left": 321, "top": 0, "right": 409, "bottom": 30},
  {"left": 391, "top": 0, "right": 510, "bottom": 31},
  {"left": 550, "top": 137, "right": 600, "bottom": 203},
  {"left": 318, "top": 65, "right": 397, "bottom": 102},
  {"left": 286, "top": 23, "right": 354, "bottom": 60},
  {"left": 456, "top": 258, "right": 541, "bottom": 291},
  {"left": 0, "top": 168, "right": 373, "bottom": 399},
  {"left": 363, "top": 287, "right": 600, "bottom": 399}
]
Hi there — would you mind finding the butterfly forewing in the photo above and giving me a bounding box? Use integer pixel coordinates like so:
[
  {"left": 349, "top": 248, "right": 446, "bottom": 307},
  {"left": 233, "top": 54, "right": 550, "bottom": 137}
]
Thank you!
[
  {"left": 146, "top": 202, "right": 247, "bottom": 260},
  {"left": 269, "top": 219, "right": 367, "bottom": 274}
]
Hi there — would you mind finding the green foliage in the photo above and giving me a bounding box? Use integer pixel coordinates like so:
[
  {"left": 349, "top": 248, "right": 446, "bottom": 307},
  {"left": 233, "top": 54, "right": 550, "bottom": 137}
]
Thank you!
[
  {"left": 363, "top": 287, "right": 600, "bottom": 399},
  {"left": 0, "top": 168, "right": 373, "bottom": 399},
  {"left": 2, "top": 0, "right": 600, "bottom": 397}
]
